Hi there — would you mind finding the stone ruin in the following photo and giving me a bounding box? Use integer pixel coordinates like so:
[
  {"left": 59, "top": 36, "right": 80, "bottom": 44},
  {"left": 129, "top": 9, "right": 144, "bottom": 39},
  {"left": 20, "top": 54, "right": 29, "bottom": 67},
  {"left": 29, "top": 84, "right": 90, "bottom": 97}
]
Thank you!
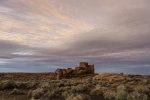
[{"left": 55, "top": 62, "right": 94, "bottom": 80}]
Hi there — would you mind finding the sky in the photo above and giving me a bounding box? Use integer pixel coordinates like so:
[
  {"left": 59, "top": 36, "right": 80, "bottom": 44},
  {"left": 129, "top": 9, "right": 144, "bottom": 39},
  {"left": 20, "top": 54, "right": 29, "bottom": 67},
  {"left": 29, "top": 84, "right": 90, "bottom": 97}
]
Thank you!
[{"left": 0, "top": 0, "right": 150, "bottom": 74}]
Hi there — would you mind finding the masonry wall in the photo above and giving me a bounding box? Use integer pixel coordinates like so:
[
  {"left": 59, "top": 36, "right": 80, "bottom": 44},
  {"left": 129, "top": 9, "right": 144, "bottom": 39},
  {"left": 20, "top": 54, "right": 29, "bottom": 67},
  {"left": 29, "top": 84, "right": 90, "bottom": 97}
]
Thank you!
[{"left": 55, "top": 62, "right": 95, "bottom": 80}]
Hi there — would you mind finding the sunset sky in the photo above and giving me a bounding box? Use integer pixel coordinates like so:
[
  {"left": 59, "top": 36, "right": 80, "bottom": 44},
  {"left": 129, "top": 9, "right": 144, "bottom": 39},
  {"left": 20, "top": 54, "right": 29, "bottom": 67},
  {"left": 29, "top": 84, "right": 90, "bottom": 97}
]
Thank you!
[{"left": 0, "top": 0, "right": 150, "bottom": 74}]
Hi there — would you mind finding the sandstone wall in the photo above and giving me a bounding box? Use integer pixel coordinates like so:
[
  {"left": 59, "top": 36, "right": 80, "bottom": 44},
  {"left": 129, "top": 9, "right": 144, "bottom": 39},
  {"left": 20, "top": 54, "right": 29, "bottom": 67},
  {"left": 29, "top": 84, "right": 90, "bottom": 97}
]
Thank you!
[{"left": 55, "top": 62, "right": 95, "bottom": 80}]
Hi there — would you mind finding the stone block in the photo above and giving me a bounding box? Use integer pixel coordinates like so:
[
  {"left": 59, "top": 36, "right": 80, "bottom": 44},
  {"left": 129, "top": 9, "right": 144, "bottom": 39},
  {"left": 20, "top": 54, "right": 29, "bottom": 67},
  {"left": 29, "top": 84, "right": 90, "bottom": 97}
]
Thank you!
[{"left": 80, "top": 62, "right": 88, "bottom": 67}]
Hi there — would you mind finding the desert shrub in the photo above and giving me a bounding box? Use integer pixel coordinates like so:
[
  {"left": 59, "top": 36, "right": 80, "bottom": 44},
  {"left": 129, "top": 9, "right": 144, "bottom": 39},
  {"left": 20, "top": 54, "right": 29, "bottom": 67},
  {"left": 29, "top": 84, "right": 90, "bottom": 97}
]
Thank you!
[
  {"left": 127, "top": 91, "right": 148, "bottom": 100},
  {"left": 62, "top": 91, "right": 70, "bottom": 98},
  {"left": 100, "top": 80, "right": 110, "bottom": 87},
  {"left": 103, "top": 90, "right": 116, "bottom": 100},
  {"left": 16, "top": 82, "right": 28, "bottom": 89},
  {"left": 26, "top": 82, "right": 39, "bottom": 89},
  {"left": 10, "top": 88, "right": 24, "bottom": 95},
  {"left": 40, "top": 82, "right": 50, "bottom": 88},
  {"left": 127, "top": 81, "right": 135, "bottom": 85},
  {"left": 134, "top": 86, "right": 149, "bottom": 94},
  {"left": 66, "top": 79, "right": 80, "bottom": 86},
  {"left": 83, "top": 79, "right": 95, "bottom": 88},
  {"left": 17, "top": 82, "right": 37, "bottom": 88},
  {"left": 110, "top": 83, "right": 119, "bottom": 88},
  {"left": 41, "top": 87, "right": 64, "bottom": 100},
  {"left": 89, "top": 79, "right": 98, "bottom": 86},
  {"left": 84, "top": 78, "right": 93, "bottom": 83},
  {"left": 127, "top": 86, "right": 149, "bottom": 100},
  {"left": 90, "top": 85, "right": 103, "bottom": 96},
  {"left": 141, "top": 79, "right": 149, "bottom": 84},
  {"left": 57, "top": 80, "right": 65, "bottom": 87},
  {"left": 116, "top": 85, "right": 128, "bottom": 100},
  {"left": 31, "top": 88, "right": 45, "bottom": 99},
  {"left": 66, "top": 94, "right": 91, "bottom": 100},
  {"left": 58, "top": 79, "right": 82, "bottom": 87},
  {"left": 58, "top": 86, "right": 71, "bottom": 92},
  {"left": 28, "top": 85, "right": 64, "bottom": 100},
  {"left": 44, "top": 90, "right": 59, "bottom": 99},
  {"left": 27, "top": 90, "right": 33, "bottom": 99},
  {"left": 0, "top": 80, "right": 16, "bottom": 90},
  {"left": 71, "top": 84, "right": 89, "bottom": 93}
]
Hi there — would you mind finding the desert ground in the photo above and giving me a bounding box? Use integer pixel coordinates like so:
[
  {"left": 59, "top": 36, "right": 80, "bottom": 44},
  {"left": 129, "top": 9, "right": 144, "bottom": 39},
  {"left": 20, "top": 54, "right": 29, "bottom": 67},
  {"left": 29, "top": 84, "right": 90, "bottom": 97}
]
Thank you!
[{"left": 0, "top": 73, "right": 150, "bottom": 100}]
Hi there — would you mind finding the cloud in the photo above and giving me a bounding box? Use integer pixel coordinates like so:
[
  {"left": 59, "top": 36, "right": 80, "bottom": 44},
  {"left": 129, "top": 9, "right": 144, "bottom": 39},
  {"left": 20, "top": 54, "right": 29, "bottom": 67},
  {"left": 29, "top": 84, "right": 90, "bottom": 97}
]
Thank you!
[
  {"left": 0, "top": 0, "right": 150, "bottom": 73},
  {"left": 0, "top": 0, "right": 94, "bottom": 48}
]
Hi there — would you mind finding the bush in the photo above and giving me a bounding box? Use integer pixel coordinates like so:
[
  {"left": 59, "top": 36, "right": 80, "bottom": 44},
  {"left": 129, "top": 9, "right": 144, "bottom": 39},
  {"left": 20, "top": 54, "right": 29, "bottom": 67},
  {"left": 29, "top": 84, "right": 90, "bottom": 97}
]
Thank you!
[
  {"left": 44, "top": 90, "right": 58, "bottom": 99},
  {"left": 16, "top": 82, "right": 39, "bottom": 89},
  {"left": 127, "top": 91, "right": 148, "bottom": 100},
  {"left": 27, "top": 90, "right": 33, "bottom": 99},
  {"left": 134, "top": 86, "right": 149, "bottom": 94},
  {"left": 16, "top": 82, "right": 28, "bottom": 89},
  {"left": 66, "top": 94, "right": 91, "bottom": 100},
  {"left": 26, "top": 82, "right": 39, "bottom": 89},
  {"left": 103, "top": 90, "right": 116, "bottom": 100},
  {"left": 28, "top": 85, "right": 63, "bottom": 100},
  {"left": 62, "top": 91, "right": 70, "bottom": 98},
  {"left": 127, "top": 86, "right": 149, "bottom": 100},
  {"left": 10, "top": 88, "right": 24, "bottom": 95},
  {"left": 71, "top": 84, "right": 89, "bottom": 93},
  {"left": 31, "top": 88, "right": 45, "bottom": 99},
  {"left": 90, "top": 85, "right": 103, "bottom": 96},
  {"left": 116, "top": 85, "right": 128, "bottom": 100},
  {"left": 0, "top": 80, "right": 16, "bottom": 90}
]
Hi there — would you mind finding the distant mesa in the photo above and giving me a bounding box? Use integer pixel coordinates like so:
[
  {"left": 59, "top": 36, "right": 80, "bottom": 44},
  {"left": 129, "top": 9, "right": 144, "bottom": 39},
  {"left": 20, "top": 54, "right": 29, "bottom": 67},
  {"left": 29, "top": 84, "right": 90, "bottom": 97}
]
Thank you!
[{"left": 55, "top": 62, "right": 95, "bottom": 80}]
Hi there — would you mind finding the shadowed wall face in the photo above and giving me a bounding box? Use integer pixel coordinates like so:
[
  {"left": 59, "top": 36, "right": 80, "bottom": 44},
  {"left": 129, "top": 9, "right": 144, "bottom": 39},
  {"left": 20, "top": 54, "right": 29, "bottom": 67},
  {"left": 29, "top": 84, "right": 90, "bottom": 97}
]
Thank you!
[{"left": 0, "top": 0, "right": 150, "bottom": 74}]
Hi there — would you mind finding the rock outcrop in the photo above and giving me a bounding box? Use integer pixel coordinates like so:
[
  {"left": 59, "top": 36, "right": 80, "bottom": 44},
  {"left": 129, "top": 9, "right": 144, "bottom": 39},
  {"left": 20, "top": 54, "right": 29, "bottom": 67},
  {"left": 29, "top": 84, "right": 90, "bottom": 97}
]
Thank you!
[{"left": 55, "top": 62, "right": 94, "bottom": 80}]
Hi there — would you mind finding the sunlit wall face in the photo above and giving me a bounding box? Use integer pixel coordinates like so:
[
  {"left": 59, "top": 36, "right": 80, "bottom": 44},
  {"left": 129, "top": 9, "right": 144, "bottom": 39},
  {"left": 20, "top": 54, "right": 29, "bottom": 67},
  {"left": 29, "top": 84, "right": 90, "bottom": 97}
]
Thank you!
[{"left": 0, "top": 0, "right": 150, "bottom": 74}]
